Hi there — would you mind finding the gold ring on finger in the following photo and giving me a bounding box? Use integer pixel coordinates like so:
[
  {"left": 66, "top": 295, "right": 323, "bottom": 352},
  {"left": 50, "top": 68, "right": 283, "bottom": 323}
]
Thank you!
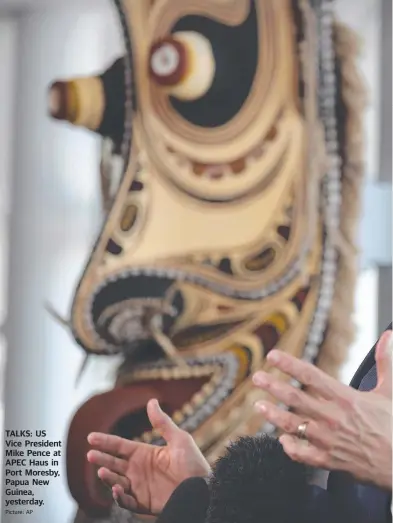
[{"left": 296, "top": 421, "right": 309, "bottom": 441}]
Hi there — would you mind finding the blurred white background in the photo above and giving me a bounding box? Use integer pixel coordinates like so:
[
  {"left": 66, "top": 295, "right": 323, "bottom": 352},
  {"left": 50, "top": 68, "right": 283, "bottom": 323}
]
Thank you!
[{"left": 0, "top": 0, "right": 391, "bottom": 522}]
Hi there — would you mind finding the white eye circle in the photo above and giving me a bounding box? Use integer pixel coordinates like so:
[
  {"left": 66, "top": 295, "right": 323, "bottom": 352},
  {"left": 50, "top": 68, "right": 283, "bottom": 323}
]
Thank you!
[{"left": 150, "top": 43, "right": 180, "bottom": 77}]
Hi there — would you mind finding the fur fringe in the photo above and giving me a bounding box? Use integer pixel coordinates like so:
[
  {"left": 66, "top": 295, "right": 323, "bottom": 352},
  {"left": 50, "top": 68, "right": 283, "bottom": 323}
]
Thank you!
[{"left": 316, "top": 22, "right": 368, "bottom": 377}]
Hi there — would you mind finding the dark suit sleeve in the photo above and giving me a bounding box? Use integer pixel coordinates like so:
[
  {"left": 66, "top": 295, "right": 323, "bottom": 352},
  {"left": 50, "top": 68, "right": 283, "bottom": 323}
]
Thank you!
[
  {"left": 326, "top": 473, "right": 392, "bottom": 523},
  {"left": 306, "top": 482, "right": 392, "bottom": 523},
  {"left": 306, "top": 484, "right": 367, "bottom": 523},
  {"left": 305, "top": 485, "right": 332, "bottom": 522},
  {"left": 350, "top": 322, "right": 392, "bottom": 387}
]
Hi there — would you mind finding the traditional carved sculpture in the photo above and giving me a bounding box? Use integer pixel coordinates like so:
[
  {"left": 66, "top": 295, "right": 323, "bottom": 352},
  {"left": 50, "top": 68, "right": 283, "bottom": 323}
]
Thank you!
[{"left": 48, "top": 0, "right": 366, "bottom": 520}]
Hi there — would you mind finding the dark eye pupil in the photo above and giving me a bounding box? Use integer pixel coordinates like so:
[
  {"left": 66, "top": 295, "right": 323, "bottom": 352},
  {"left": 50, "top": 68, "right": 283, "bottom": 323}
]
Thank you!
[{"left": 169, "top": 1, "right": 258, "bottom": 128}]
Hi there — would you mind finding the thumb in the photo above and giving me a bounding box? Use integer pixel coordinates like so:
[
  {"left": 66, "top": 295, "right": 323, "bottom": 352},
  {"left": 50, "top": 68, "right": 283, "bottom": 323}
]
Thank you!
[
  {"left": 147, "top": 399, "right": 182, "bottom": 443},
  {"left": 375, "top": 330, "right": 392, "bottom": 396}
]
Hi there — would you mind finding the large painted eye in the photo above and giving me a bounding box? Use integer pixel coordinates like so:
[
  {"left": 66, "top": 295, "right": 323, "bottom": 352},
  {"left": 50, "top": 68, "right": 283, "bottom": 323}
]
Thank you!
[{"left": 149, "top": 31, "right": 215, "bottom": 101}]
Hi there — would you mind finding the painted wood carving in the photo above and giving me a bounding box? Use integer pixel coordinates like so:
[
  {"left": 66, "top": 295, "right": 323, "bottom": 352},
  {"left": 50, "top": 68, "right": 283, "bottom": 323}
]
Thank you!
[{"left": 48, "top": 0, "right": 366, "bottom": 519}]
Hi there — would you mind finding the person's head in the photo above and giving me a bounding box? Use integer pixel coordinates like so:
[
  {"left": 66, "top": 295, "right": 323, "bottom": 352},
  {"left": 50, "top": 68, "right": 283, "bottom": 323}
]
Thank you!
[{"left": 206, "top": 435, "right": 309, "bottom": 523}]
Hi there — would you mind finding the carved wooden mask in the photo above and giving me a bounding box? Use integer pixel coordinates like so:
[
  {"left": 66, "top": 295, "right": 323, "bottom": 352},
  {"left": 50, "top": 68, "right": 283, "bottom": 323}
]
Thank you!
[{"left": 50, "top": 0, "right": 365, "bottom": 484}]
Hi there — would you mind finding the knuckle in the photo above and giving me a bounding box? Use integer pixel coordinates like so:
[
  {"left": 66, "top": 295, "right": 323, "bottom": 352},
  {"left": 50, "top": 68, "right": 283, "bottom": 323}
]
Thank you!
[
  {"left": 279, "top": 359, "right": 291, "bottom": 374},
  {"left": 287, "top": 389, "right": 300, "bottom": 406},
  {"left": 338, "top": 395, "right": 355, "bottom": 411},
  {"left": 325, "top": 415, "right": 340, "bottom": 431},
  {"left": 301, "top": 368, "right": 314, "bottom": 386},
  {"left": 322, "top": 435, "right": 337, "bottom": 453},
  {"left": 290, "top": 450, "right": 301, "bottom": 462},
  {"left": 312, "top": 454, "right": 326, "bottom": 468},
  {"left": 282, "top": 417, "right": 294, "bottom": 433},
  {"left": 262, "top": 376, "right": 273, "bottom": 390}
]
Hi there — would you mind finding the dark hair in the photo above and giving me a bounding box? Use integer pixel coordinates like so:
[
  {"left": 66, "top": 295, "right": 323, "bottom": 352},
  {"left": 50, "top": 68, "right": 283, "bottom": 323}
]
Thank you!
[{"left": 206, "top": 435, "right": 309, "bottom": 523}]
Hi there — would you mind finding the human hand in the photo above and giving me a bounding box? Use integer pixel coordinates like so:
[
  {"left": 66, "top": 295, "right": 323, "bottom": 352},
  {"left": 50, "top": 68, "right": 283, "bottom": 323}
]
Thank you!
[
  {"left": 86, "top": 399, "right": 211, "bottom": 515},
  {"left": 252, "top": 330, "right": 392, "bottom": 490}
]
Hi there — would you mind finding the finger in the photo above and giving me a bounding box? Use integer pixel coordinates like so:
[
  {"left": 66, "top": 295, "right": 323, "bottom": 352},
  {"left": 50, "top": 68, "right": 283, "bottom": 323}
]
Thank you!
[
  {"left": 279, "top": 434, "right": 330, "bottom": 470},
  {"left": 252, "top": 372, "right": 327, "bottom": 420},
  {"left": 87, "top": 449, "right": 128, "bottom": 476},
  {"left": 87, "top": 432, "right": 138, "bottom": 459},
  {"left": 147, "top": 398, "right": 182, "bottom": 442},
  {"left": 97, "top": 467, "right": 130, "bottom": 492},
  {"left": 263, "top": 351, "right": 349, "bottom": 400},
  {"left": 112, "top": 484, "right": 138, "bottom": 512},
  {"left": 375, "top": 330, "right": 392, "bottom": 397},
  {"left": 255, "top": 400, "right": 332, "bottom": 448}
]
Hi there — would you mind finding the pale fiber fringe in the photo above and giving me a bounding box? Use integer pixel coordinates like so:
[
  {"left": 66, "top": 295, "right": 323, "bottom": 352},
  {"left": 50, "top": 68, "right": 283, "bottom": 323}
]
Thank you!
[{"left": 316, "top": 22, "right": 368, "bottom": 378}]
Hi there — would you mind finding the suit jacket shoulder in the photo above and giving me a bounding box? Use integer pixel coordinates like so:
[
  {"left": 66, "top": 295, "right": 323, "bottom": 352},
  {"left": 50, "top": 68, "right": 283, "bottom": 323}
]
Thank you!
[{"left": 350, "top": 323, "right": 392, "bottom": 390}]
